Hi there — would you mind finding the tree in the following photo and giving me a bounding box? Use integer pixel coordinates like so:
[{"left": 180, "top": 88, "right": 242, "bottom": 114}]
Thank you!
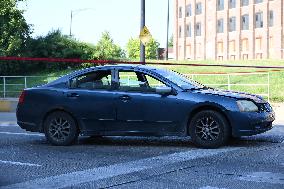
[
  {"left": 126, "top": 37, "right": 160, "bottom": 60},
  {"left": 0, "top": 0, "right": 31, "bottom": 56},
  {"left": 94, "top": 31, "right": 125, "bottom": 60},
  {"left": 0, "top": 0, "right": 31, "bottom": 75},
  {"left": 24, "top": 30, "right": 96, "bottom": 71}
]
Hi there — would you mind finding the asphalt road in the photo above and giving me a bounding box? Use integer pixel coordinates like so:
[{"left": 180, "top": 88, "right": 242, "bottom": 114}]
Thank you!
[{"left": 0, "top": 113, "right": 283, "bottom": 189}]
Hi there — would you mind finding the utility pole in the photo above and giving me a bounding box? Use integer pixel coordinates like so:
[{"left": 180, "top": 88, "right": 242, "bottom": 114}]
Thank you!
[
  {"left": 140, "top": 0, "right": 145, "bottom": 64},
  {"left": 166, "top": 0, "right": 170, "bottom": 60}
]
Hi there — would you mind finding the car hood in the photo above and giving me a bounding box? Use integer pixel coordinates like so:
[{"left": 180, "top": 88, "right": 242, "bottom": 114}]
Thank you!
[{"left": 193, "top": 88, "right": 266, "bottom": 103}]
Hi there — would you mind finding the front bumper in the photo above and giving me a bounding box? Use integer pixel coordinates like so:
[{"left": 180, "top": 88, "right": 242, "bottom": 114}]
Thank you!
[{"left": 230, "top": 110, "right": 275, "bottom": 137}]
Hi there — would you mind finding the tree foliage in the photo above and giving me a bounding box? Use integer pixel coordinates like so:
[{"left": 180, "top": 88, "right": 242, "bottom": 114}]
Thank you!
[
  {"left": 94, "top": 31, "right": 125, "bottom": 60},
  {"left": 0, "top": 1, "right": 126, "bottom": 75},
  {"left": 24, "top": 30, "right": 97, "bottom": 71},
  {"left": 126, "top": 37, "right": 160, "bottom": 60},
  {"left": 0, "top": 0, "right": 31, "bottom": 56}
]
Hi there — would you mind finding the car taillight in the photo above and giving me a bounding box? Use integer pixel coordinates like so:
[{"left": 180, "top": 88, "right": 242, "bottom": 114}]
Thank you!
[{"left": 18, "top": 90, "right": 26, "bottom": 104}]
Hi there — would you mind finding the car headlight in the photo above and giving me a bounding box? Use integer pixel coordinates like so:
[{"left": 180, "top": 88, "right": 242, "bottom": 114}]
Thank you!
[{"left": 237, "top": 100, "right": 259, "bottom": 112}]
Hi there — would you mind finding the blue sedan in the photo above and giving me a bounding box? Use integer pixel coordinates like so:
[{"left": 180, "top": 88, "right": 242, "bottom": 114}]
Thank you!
[{"left": 16, "top": 64, "right": 275, "bottom": 148}]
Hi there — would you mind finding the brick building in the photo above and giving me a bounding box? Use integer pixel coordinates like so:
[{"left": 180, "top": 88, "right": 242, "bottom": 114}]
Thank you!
[{"left": 174, "top": 0, "right": 284, "bottom": 60}]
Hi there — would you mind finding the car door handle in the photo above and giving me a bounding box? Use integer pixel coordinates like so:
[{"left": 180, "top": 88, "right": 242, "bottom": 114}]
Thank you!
[
  {"left": 67, "top": 93, "right": 80, "bottom": 98},
  {"left": 119, "top": 95, "right": 131, "bottom": 102}
]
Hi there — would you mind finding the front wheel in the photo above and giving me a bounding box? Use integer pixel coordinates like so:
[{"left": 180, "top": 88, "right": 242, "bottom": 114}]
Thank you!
[
  {"left": 44, "top": 111, "right": 79, "bottom": 146},
  {"left": 189, "top": 110, "right": 230, "bottom": 148}
]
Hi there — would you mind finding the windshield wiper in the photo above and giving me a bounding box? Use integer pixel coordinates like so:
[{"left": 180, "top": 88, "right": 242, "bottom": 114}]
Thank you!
[{"left": 184, "top": 86, "right": 211, "bottom": 91}]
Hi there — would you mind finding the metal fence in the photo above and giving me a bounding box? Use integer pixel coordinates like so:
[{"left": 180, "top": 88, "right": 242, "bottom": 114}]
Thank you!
[
  {"left": 187, "top": 72, "right": 270, "bottom": 101},
  {"left": 0, "top": 72, "right": 270, "bottom": 101}
]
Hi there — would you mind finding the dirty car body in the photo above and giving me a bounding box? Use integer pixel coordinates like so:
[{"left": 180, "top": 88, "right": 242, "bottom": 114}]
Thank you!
[{"left": 17, "top": 64, "right": 275, "bottom": 148}]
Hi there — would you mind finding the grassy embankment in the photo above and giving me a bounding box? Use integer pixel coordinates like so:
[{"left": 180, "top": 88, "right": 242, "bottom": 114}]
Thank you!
[{"left": 1, "top": 59, "right": 284, "bottom": 102}]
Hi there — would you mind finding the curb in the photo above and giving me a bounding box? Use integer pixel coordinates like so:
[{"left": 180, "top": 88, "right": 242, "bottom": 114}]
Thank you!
[{"left": 0, "top": 98, "right": 18, "bottom": 112}]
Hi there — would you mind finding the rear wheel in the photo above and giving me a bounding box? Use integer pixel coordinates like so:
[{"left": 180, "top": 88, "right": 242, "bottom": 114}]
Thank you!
[
  {"left": 44, "top": 111, "right": 79, "bottom": 146},
  {"left": 189, "top": 110, "right": 230, "bottom": 148}
]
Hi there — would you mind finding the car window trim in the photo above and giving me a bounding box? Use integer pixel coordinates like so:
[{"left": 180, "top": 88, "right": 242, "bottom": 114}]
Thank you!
[
  {"left": 114, "top": 69, "right": 175, "bottom": 94},
  {"left": 68, "top": 68, "right": 115, "bottom": 91}
]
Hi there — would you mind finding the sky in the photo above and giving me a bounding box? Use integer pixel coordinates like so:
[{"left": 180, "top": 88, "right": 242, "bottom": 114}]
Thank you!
[{"left": 18, "top": 0, "right": 173, "bottom": 49}]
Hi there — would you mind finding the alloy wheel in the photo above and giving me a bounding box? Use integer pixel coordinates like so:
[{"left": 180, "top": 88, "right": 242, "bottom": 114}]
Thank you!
[
  {"left": 48, "top": 117, "right": 71, "bottom": 141},
  {"left": 195, "top": 116, "right": 221, "bottom": 141}
]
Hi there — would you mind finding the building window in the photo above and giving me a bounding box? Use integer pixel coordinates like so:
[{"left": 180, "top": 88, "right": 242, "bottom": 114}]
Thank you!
[
  {"left": 195, "top": 23, "right": 201, "bottom": 36},
  {"left": 229, "top": 17, "right": 236, "bottom": 32},
  {"left": 229, "top": 0, "right": 236, "bottom": 9},
  {"left": 217, "top": 41, "right": 224, "bottom": 53},
  {"left": 242, "top": 38, "right": 249, "bottom": 51},
  {"left": 217, "top": 0, "right": 224, "bottom": 11},
  {"left": 186, "top": 4, "right": 192, "bottom": 17},
  {"left": 242, "top": 14, "right": 249, "bottom": 30},
  {"left": 186, "top": 45, "right": 191, "bottom": 59},
  {"left": 186, "top": 24, "right": 191, "bottom": 37},
  {"left": 241, "top": 0, "right": 249, "bottom": 6},
  {"left": 179, "top": 26, "right": 182, "bottom": 38},
  {"left": 179, "top": 7, "right": 182, "bottom": 18},
  {"left": 269, "top": 10, "right": 274, "bottom": 27},
  {"left": 217, "top": 19, "right": 224, "bottom": 33},
  {"left": 255, "top": 0, "right": 263, "bottom": 4},
  {"left": 256, "top": 37, "right": 262, "bottom": 51},
  {"left": 229, "top": 40, "right": 236, "bottom": 52},
  {"left": 255, "top": 12, "right": 263, "bottom": 28},
  {"left": 196, "top": 3, "right": 202, "bottom": 15}
]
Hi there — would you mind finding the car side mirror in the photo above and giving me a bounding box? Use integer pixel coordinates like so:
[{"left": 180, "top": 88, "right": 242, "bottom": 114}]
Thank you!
[{"left": 156, "top": 86, "right": 172, "bottom": 95}]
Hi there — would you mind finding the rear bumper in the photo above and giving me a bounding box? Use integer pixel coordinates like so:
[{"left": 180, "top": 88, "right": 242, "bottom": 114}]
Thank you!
[
  {"left": 18, "top": 121, "right": 41, "bottom": 132},
  {"left": 17, "top": 104, "right": 43, "bottom": 133}
]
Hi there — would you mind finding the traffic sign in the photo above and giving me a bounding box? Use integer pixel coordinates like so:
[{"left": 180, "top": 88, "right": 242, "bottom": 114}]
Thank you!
[{"left": 139, "top": 26, "right": 152, "bottom": 46}]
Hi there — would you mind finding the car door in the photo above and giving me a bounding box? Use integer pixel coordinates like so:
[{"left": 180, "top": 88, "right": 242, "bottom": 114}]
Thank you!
[
  {"left": 65, "top": 69, "right": 117, "bottom": 132},
  {"left": 113, "top": 69, "right": 186, "bottom": 135}
]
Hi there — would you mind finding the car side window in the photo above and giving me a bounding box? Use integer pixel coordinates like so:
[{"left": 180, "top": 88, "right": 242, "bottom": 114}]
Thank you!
[
  {"left": 118, "top": 70, "right": 167, "bottom": 93},
  {"left": 70, "top": 70, "right": 112, "bottom": 90}
]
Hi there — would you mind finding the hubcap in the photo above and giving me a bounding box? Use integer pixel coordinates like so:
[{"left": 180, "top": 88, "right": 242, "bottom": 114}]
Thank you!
[
  {"left": 195, "top": 116, "right": 221, "bottom": 141},
  {"left": 48, "top": 117, "right": 71, "bottom": 141}
]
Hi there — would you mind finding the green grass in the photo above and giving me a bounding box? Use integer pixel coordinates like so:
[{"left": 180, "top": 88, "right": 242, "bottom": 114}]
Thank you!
[{"left": 1, "top": 60, "right": 284, "bottom": 102}]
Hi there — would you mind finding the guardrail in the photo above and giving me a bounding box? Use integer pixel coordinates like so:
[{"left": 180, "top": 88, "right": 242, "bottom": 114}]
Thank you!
[
  {"left": 0, "top": 76, "right": 57, "bottom": 98},
  {"left": 0, "top": 72, "right": 270, "bottom": 101}
]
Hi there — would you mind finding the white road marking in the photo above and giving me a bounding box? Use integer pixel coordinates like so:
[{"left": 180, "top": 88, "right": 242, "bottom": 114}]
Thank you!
[
  {"left": 0, "top": 160, "right": 42, "bottom": 167},
  {"left": 0, "top": 123, "right": 18, "bottom": 127},
  {"left": 239, "top": 172, "right": 284, "bottom": 185},
  {"left": 2, "top": 147, "right": 241, "bottom": 189},
  {"left": 0, "top": 125, "right": 18, "bottom": 127},
  {"left": 199, "top": 187, "right": 226, "bottom": 189},
  {"left": 0, "top": 131, "right": 43, "bottom": 137}
]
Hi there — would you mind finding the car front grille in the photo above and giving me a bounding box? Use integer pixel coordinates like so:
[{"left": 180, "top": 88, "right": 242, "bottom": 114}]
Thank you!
[{"left": 257, "top": 103, "right": 272, "bottom": 112}]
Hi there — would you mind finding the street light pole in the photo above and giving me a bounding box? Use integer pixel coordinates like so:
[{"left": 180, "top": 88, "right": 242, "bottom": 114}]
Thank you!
[
  {"left": 140, "top": 0, "right": 145, "bottom": 64},
  {"left": 69, "top": 11, "right": 73, "bottom": 36},
  {"left": 166, "top": 0, "right": 170, "bottom": 60},
  {"left": 69, "top": 8, "right": 94, "bottom": 37}
]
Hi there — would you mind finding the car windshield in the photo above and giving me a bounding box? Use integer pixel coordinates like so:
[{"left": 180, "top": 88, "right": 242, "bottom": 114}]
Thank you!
[{"left": 155, "top": 69, "right": 205, "bottom": 90}]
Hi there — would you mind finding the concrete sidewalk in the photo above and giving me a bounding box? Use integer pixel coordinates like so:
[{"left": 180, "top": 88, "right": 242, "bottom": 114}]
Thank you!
[{"left": 272, "top": 103, "right": 284, "bottom": 125}]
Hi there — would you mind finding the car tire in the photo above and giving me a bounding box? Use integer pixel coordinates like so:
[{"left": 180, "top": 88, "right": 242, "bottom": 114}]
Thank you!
[
  {"left": 44, "top": 111, "right": 79, "bottom": 146},
  {"left": 189, "top": 110, "right": 230, "bottom": 148}
]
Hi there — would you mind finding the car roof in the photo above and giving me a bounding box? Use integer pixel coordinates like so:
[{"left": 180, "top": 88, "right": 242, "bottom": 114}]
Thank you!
[{"left": 92, "top": 64, "right": 157, "bottom": 71}]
